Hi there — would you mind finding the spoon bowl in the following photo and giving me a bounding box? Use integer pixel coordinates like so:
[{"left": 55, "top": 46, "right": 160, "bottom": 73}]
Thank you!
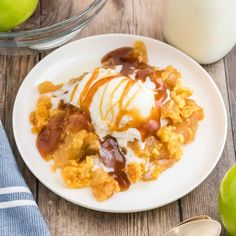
[{"left": 165, "top": 219, "right": 221, "bottom": 236}]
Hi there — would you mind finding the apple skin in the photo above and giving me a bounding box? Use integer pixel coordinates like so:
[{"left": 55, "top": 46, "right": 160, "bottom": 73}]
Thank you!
[
  {"left": 0, "top": 0, "right": 39, "bottom": 31},
  {"left": 219, "top": 164, "right": 236, "bottom": 236}
]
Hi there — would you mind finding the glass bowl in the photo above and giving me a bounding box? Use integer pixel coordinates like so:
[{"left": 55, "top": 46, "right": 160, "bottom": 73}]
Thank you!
[{"left": 0, "top": 0, "right": 107, "bottom": 55}]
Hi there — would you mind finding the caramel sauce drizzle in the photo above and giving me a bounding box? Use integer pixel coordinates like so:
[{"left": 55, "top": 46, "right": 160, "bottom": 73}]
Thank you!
[
  {"left": 79, "top": 68, "right": 99, "bottom": 110},
  {"left": 70, "top": 84, "right": 78, "bottom": 102},
  {"left": 81, "top": 74, "right": 122, "bottom": 116},
  {"left": 101, "top": 78, "right": 127, "bottom": 121},
  {"left": 99, "top": 82, "right": 109, "bottom": 120},
  {"left": 114, "top": 79, "right": 136, "bottom": 127}
]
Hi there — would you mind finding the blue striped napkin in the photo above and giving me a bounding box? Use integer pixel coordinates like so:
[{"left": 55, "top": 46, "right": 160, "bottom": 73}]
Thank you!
[{"left": 0, "top": 121, "right": 50, "bottom": 236}]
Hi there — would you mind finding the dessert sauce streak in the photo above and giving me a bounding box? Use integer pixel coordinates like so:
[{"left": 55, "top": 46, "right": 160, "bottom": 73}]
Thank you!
[
  {"left": 37, "top": 113, "right": 65, "bottom": 158},
  {"left": 101, "top": 47, "right": 134, "bottom": 68},
  {"left": 100, "top": 136, "right": 130, "bottom": 190},
  {"left": 79, "top": 68, "right": 99, "bottom": 109},
  {"left": 70, "top": 84, "right": 78, "bottom": 102},
  {"left": 37, "top": 103, "right": 92, "bottom": 158},
  {"left": 82, "top": 74, "right": 122, "bottom": 116},
  {"left": 100, "top": 78, "right": 127, "bottom": 121}
]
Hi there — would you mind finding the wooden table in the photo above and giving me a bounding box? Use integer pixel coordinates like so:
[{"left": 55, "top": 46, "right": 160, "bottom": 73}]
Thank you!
[{"left": 0, "top": 0, "right": 235, "bottom": 235}]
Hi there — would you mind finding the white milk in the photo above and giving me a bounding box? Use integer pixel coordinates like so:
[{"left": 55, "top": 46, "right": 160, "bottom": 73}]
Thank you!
[{"left": 163, "top": 0, "right": 236, "bottom": 64}]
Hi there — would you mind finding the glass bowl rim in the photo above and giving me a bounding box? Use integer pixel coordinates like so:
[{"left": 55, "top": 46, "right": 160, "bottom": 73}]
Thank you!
[{"left": 0, "top": 0, "right": 105, "bottom": 38}]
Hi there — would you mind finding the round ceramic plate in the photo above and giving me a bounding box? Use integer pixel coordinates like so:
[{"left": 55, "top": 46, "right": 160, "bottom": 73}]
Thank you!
[{"left": 13, "top": 34, "right": 227, "bottom": 213}]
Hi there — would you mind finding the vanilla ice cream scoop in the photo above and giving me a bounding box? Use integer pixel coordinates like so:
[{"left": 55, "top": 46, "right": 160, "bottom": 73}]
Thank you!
[{"left": 61, "top": 67, "right": 164, "bottom": 144}]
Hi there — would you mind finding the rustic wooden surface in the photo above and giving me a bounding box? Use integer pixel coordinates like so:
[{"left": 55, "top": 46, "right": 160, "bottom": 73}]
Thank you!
[{"left": 0, "top": 0, "right": 235, "bottom": 235}]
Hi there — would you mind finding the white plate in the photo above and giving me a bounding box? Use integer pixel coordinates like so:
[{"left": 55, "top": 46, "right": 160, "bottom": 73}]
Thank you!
[{"left": 13, "top": 34, "right": 227, "bottom": 213}]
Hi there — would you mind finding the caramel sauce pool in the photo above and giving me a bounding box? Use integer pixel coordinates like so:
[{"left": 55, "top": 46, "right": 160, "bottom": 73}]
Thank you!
[
  {"left": 37, "top": 103, "right": 92, "bottom": 158},
  {"left": 100, "top": 136, "right": 130, "bottom": 191}
]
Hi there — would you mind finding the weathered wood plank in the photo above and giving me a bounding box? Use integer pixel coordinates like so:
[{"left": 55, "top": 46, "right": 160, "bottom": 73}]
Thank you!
[
  {"left": 40, "top": 184, "right": 149, "bottom": 236},
  {"left": 180, "top": 60, "right": 236, "bottom": 236},
  {"left": 147, "top": 203, "right": 180, "bottom": 235},
  {"left": 225, "top": 46, "right": 236, "bottom": 156},
  {"left": 38, "top": 1, "right": 180, "bottom": 236},
  {"left": 80, "top": 0, "right": 164, "bottom": 39},
  {"left": 3, "top": 55, "right": 40, "bottom": 197},
  {"left": 0, "top": 55, "right": 7, "bottom": 123}
]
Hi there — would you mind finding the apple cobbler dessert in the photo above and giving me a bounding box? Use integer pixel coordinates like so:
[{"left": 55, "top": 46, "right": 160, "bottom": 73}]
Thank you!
[{"left": 30, "top": 41, "right": 204, "bottom": 201}]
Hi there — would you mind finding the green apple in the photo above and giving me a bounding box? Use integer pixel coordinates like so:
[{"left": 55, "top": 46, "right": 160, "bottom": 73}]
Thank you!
[
  {"left": 219, "top": 164, "right": 236, "bottom": 236},
  {"left": 0, "top": 0, "right": 38, "bottom": 31}
]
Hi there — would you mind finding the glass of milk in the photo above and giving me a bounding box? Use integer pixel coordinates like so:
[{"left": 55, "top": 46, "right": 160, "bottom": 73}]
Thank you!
[{"left": 163, "top": 0, "right": 236, "bottom": 64}]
